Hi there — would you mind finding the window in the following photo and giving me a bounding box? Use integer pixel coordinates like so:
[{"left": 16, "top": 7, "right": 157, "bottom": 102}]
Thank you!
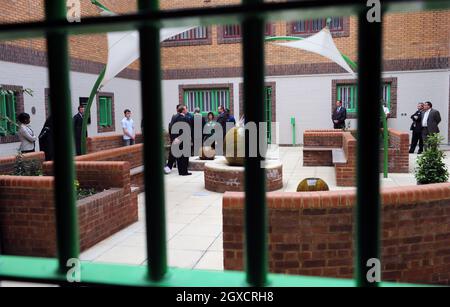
[
  {"left": 218, "top": 23, "right": 275, "bottom": 43},
  {"left": 0, "top": 91, "right": 17, "bottom": 136},
  {"left": 183, "top": 88, "right": 230, "bottom": 115},
  {"left": 165, "top": 26, "right": 208, "bottom": 41},
  {"left": 337, "top": 83, "right": 392, "bottom": 114},
  {"left": 97, "top": 93, "right": 115, "bottom": 133},
  {"left": 98, "top": 96, "right": 112, "bottom": 127}
]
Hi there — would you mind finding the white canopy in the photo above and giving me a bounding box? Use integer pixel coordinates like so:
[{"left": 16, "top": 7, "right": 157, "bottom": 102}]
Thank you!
[
  {"left": 273, "top": 28, "right": 355, "bottom": 75},
  {"left": 99, "top": 10, "right": 195, "bottom": 87}
]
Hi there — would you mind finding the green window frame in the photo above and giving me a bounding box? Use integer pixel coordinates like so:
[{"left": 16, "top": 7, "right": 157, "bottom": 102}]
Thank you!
[
  {"left": 98, "top": 96, "right": 112, "bottom": 127},
  {"left": 337, "top": 83, "right": 391, "bottom": 114},
  {"left": 0, "top": 91, "right": 17, "bottom": 136},
  {"left": 183, "top": 88, "right": 230, "bottom": 116}
]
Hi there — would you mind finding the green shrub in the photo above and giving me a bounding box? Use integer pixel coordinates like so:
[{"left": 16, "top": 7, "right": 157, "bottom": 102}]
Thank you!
[
  {"left": 74, "top": 180, "right": 97, "bottom": 200},
  {"left": 415, "top": 133, "right": 449, "bottom": 184},
  {"left": 13, "top": 152, "right": 42, "bottom": 176}
]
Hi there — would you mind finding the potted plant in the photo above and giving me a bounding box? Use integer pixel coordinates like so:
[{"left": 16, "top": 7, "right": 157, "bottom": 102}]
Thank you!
[{"left": 415, "top": 133, "right": 449, "bottom": 184}]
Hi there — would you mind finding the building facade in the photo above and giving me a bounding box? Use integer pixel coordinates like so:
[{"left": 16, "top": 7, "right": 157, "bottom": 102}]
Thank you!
[{"left": 0, "top": 0, "right": 449, "bottom": 155}]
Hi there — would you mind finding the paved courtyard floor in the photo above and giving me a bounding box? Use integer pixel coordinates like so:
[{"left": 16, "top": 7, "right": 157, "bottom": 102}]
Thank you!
[{"left": 77, "top": 146, "right": 450, "bottom": 271}]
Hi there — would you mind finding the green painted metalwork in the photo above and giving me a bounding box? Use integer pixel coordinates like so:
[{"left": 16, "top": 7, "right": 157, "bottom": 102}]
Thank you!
[
  {"left": 44, "top": 0, "right": 80, "bottom": 271},
  {"left": 355, "top": 6, "right": 382, "bottom": 287},
  {"left": 0, "top": 0, "right": 446, "bottom": 288},
  {"left": 81, "top": 67, "right": 105, "bottom": 155},
  {"left": 381, "top": 105, "right": 389, "bottom": 178},
  {"left": 138, "top": 0, "right": 168, "bottom": 281}
]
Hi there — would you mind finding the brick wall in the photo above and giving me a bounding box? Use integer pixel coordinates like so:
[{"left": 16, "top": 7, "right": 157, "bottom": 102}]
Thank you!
[
  {"left": 86, "top": 133, "right": 143, "bottom": 153},
  {"left": 76, "top": 144, "right": 143, "bottom": 169},
  {"left": 223, "top": 182, "right": 450, "bottom": 285},
  {"left": 0, "top": 161, "right": 138, "bottom": 257},
  {"left": 0, "top": 1, "right": 448, "bottom": 75},
  {"left": 303, "top": 129, "right": 409, "bottom": 186},
  {"left": 0, "top": 152, "right": 45, "bottom": 175}
]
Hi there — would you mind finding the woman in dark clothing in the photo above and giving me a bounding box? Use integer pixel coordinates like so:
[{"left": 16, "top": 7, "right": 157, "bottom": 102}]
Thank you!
[{"left": 38, "top": 116, "right": 54, "bottom": 161}]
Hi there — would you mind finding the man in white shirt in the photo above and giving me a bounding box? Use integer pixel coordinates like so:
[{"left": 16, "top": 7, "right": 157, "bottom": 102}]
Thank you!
[{"left": 121, "top": 109, "right": 135, "bottom": 146}]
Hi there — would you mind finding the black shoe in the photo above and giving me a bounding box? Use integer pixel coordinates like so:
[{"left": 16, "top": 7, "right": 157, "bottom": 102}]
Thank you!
[
  {"left": 180, "top": 172, "right": 192, "bottom": 176},
  {"left": 417, "top": 151, "right": 423, "bottom": 154},
  {"left": 409, "top": 150, "right": 414, "bottom": 154}
]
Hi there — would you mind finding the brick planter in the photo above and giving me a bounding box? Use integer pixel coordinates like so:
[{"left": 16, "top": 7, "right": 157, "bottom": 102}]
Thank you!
[
  {"left": 223, "top": 183, "right": 450, "bottom": 285},
  {"left": 204, "top": 156, "right": 283, "bottom": 193},
  {"left": 0, "top": 161, "right": 138, "bottom": 257}
]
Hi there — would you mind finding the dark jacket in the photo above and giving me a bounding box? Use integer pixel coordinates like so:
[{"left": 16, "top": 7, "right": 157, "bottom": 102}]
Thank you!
[
  {"left": 332, "top": 106, "right": 347, "bottom": 128},
  {"left": 410, "top": 110, "right": 422, "bottom": 132},
  {"left": 73, "top": 113, "right": 84, "bottom": 140},
  {"left": 168, "top": 113, "right": 178, "bottom": 141},
  {"left": 216, "top": 111, "right": 229, "bottom": 137},
  {"left": 38, "top": 117, "right": 53, "bottom": 161},
  {"left": 170, "top": 113, "right": 190, "bottom": 140},
  {"left": 424, "top": 109, "right": 441, "bottom": 134}
]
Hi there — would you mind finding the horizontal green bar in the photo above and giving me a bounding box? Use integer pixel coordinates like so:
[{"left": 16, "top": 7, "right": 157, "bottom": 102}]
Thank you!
[
  {"left": 0, "top": 1, "right": 448, "bottom": 41},
  {"left": 0, "top": 256, "right": 430, "bottom": 287}
]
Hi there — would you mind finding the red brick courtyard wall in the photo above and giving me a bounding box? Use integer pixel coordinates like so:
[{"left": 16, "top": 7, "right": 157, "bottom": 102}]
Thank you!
[
  {"left": 303, "top": 129, "right": 409, "bottom": 186},
  {"left": 0, "top": 152, "right": 45, "bottom": 175},
  {"left": 223, "top": 183, "right": 450, "bottom": 285},
  {"left": 335, "top": 132, "right": 357, "bottom": 186},
  {"left": 76, "top": 144, "right": 143, "bottom": 169},
  {"left": 0, "top": 161, "right": 138, "bottom": 257},
  {"left": 87, "top": 133, "right": 143, "bottom": 153}
]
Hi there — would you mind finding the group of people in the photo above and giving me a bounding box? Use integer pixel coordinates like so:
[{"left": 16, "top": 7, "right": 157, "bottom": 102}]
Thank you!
[
  {"left": 331, "top": 99, "right": 441, "bottom": 154},
  {"left": 16, "top": 106, "right": 137, "bottom": 161},
  {"left": 164, "top": 104, "right": 235, "bottom": 176}
]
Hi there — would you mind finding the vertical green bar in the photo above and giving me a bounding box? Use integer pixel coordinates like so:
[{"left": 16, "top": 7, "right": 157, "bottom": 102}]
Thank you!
[
  {"left": 356, "top": 6, "right": 383, "bottom": 287},
  {"left": 138, "top": 0, "right": 167, "bottom": 281},
  {"left": 242, "top": 0, "right": 267, "bottom": 286},
  {"left": 44, "top": 0, "right": 79, "bottom": 271},
  {"left": 10, "top": 94, "right": 17, "bottom": 134}
]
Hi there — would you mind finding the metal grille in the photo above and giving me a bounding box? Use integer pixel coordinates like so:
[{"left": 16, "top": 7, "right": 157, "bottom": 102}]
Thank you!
[{"left": 0, "top": 0, "right": 444, "bottom": 287}]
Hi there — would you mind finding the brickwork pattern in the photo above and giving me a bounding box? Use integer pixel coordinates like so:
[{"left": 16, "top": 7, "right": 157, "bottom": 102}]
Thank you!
[
  {"left": 223, "top": 183, "right": 450, "bottom": 285},
  {"left": 0, "top": 161, "right": 138, "bottom": 257},
  {"left": 0, "top": 152, "right": 45, "bottom": 175}
]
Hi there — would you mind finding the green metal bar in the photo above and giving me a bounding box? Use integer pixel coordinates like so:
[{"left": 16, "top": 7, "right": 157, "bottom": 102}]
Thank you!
[
  {"left": 44, "top": 0, "right": 79, "bottom": 272},
  {"left": 81, "top": 67, "right": 105, "bottom": 154},
  {"left": 0, "top": 255, "right": 429, "bottom": 287},
  {"left": 1, "top": 1, "right": 449, "bottom": 41},
  {"left": 242, "top": 0, "right": 267, "bottom": 287},
  {"left": 138, "top": 0, "right": 168, "bottom": 281},
  {"left": 355, "top": 6, "right": 383, "bottom": 287}
]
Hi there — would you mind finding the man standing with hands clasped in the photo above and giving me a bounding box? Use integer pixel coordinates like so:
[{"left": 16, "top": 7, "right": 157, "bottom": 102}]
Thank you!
[
  {"left": 332, "top": 100, "right": 347, "bottom": 129},
  {"left": 421, "top": 101, "right": 441, "bottom": 149},
  {"left": 122, "top": 109, "right": 135, "bottom": 146}
]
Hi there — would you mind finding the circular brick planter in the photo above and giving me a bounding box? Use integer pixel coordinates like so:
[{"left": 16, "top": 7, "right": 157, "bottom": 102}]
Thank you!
[
  {"left": 204, "top": 156, "right": 283, "bottom": 193},
  {"left": 188, "top": 156, "right": 217, "bottom": 171}
]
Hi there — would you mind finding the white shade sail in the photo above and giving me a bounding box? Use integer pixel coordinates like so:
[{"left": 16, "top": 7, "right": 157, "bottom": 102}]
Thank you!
[
  {"left": 273, "top": 28, "right": 355, "bottom": 75},
  {"left": 101, "top": 26, "right": 195, "bottom": 87}
]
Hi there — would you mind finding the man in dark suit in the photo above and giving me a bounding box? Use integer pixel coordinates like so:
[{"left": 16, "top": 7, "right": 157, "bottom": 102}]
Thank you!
[
  {"left": 409, "top": 102, "right": 424, "bottom": 154},
  {"left": 73, "top": 105, "right": 85, "bottom": 156},
  {"left": 332, "top": 100, "right": 347, "bottom": 129},
  {"left": 170, "top": 105, "right": 192, "bottom": 176},
  {"left": 164, "top": 104, "right": 182, "bottom": 174},
  {"left": 421, "top": 101, "right": 441, "bottom": 148}
]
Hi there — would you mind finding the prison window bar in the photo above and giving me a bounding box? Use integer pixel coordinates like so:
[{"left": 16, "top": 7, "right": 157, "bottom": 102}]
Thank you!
[{"left": 0, "top": 0, "right": 446, "bottom": 287}]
